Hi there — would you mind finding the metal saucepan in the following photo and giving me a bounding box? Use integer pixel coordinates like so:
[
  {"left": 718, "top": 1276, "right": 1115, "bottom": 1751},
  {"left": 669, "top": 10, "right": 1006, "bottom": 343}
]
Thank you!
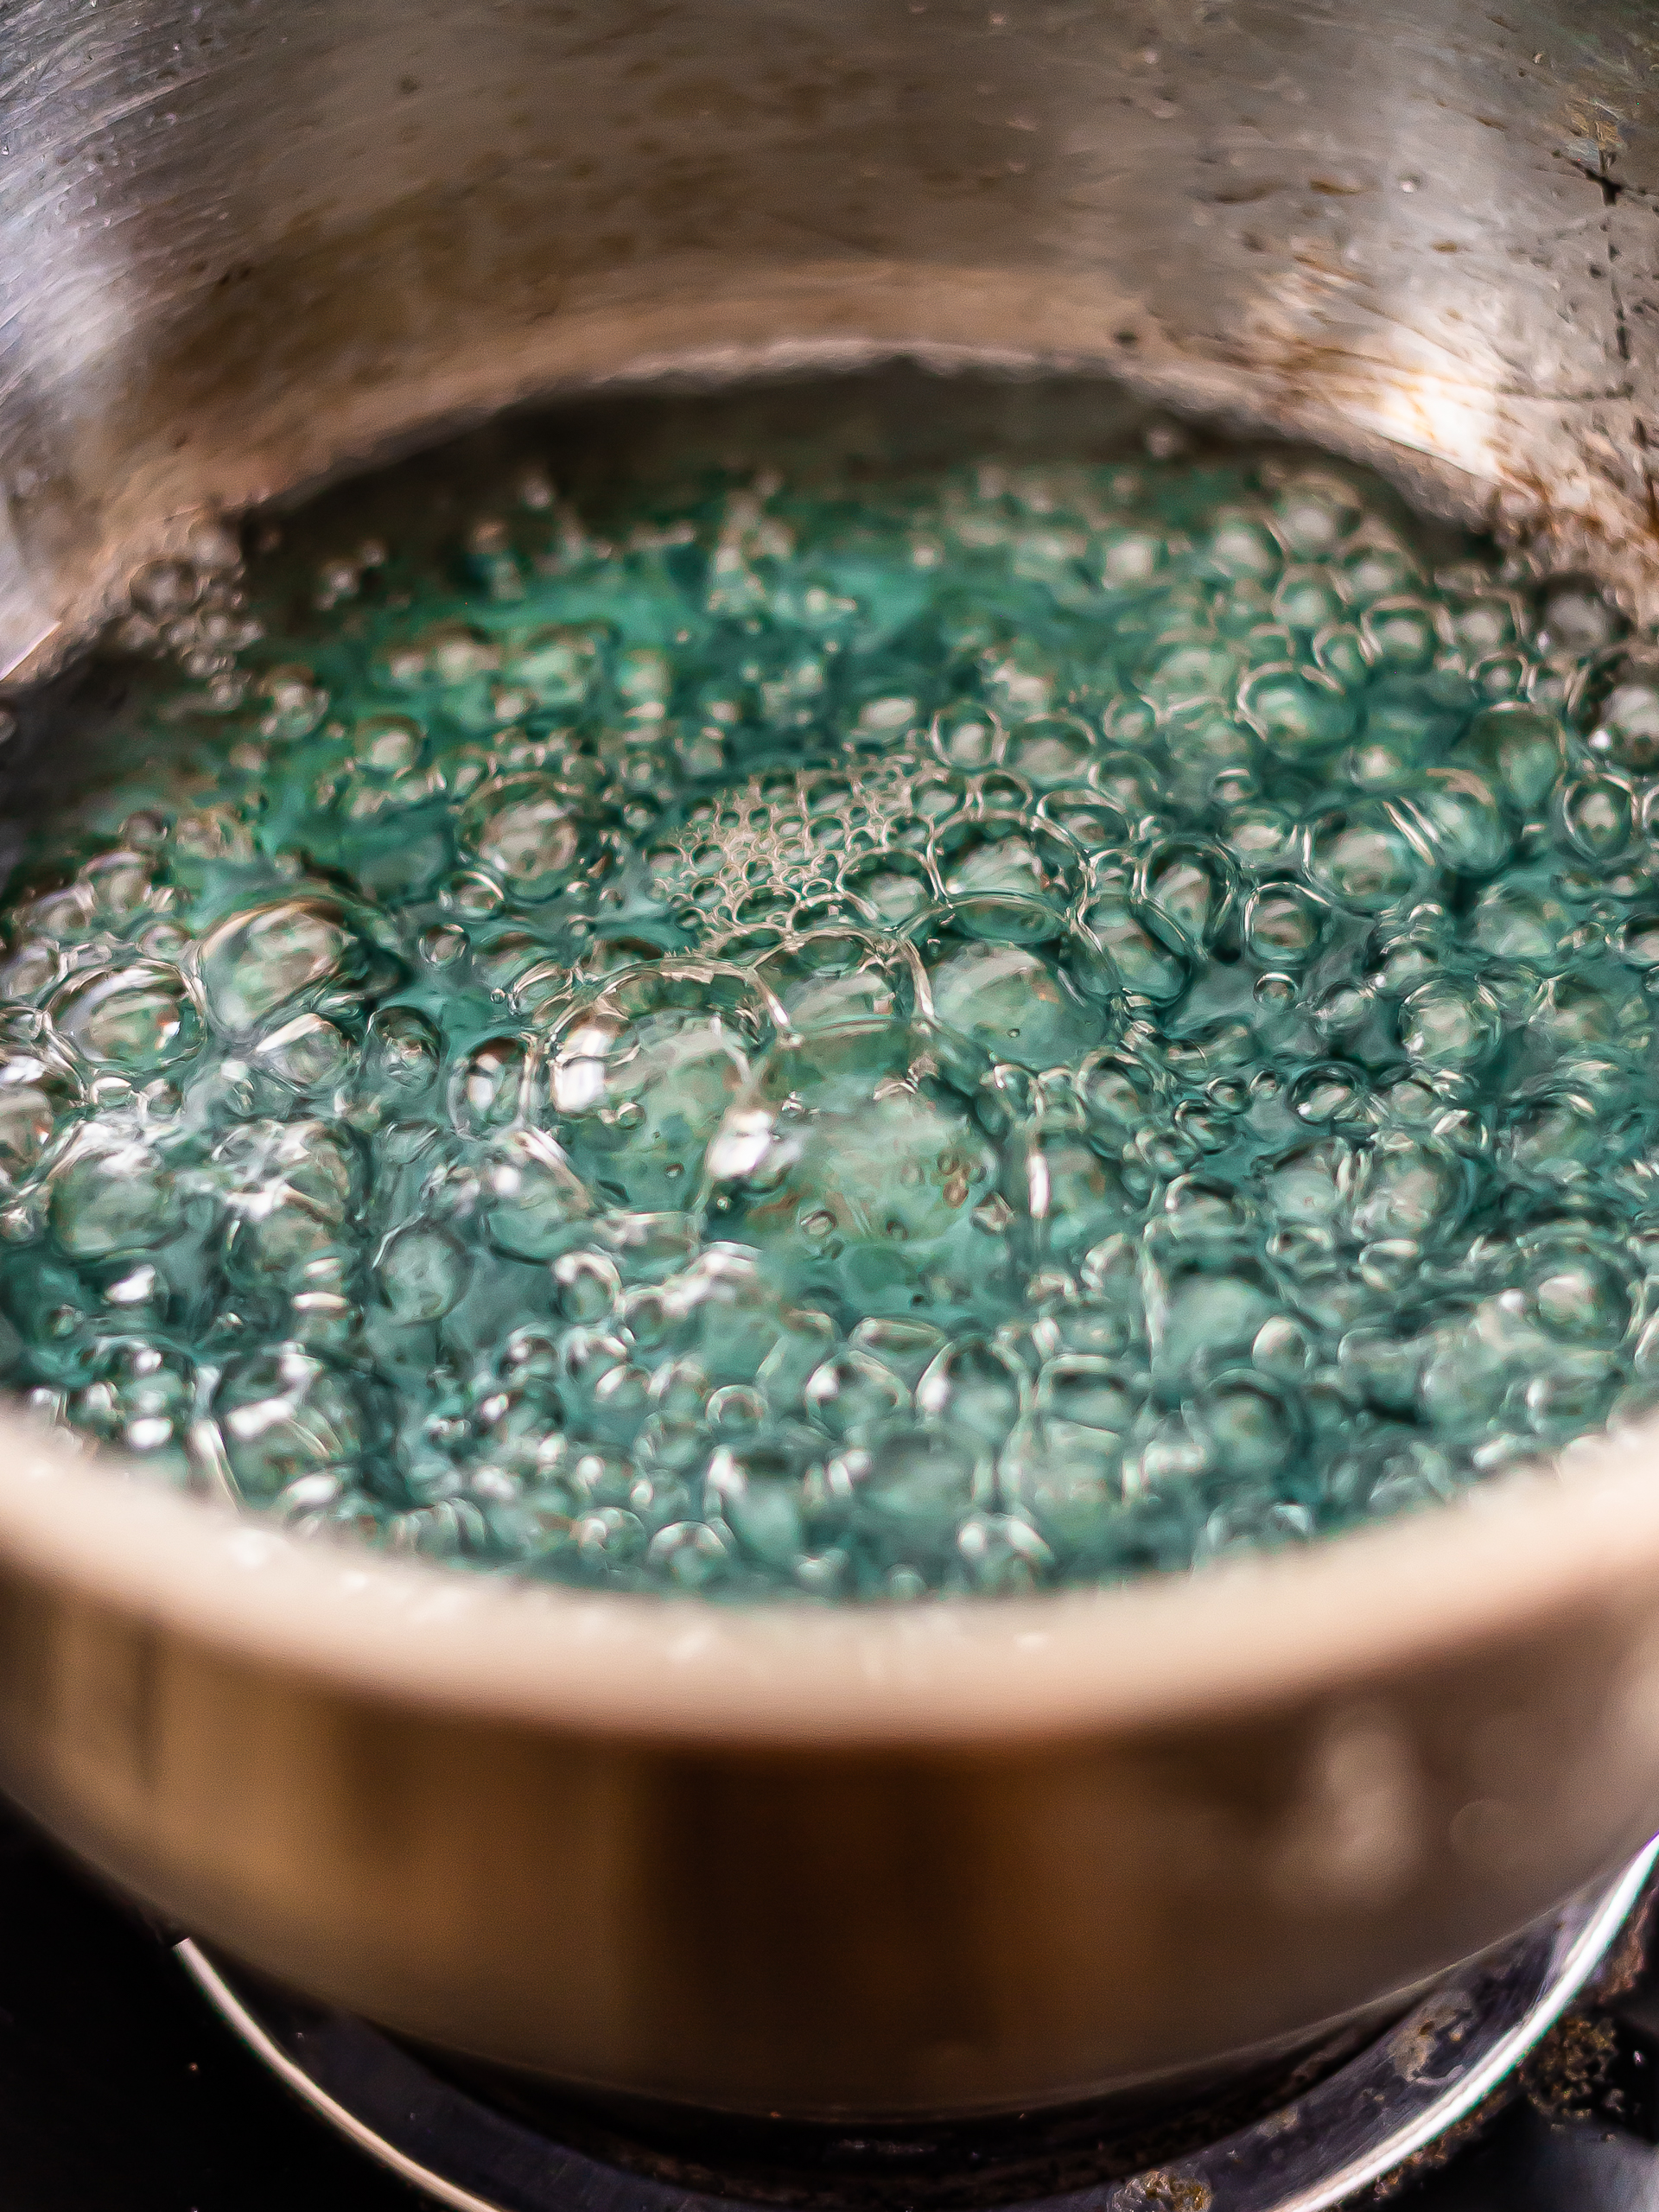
[{"left": 2, "top": 0, "right": 1659, "bottom": 2126}]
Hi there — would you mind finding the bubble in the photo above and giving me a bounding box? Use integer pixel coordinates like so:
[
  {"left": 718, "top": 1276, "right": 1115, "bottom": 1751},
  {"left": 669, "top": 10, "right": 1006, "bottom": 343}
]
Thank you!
[
  {"left": 363, "top": 1006, "right": 441, "bottom": 1095},
  {"left": 1221, "top": 801, "right": 1298, "bottom": 870},
  {"left": 1142, "top": 633, "right": 1243, "bottom": 710},
  {"left": 1538, "top": 575, "right": 1624, "bottom": 658},
  {"left": 258, "top": 664, "right": 329, "bottom": 740},
  {"left": 1273, "top": 566, "right": 1346, "bottom": 634},
  {"left": 1199, "top": 509, "right": 1281, "bottom": 583},
  {"left": 657, "top": 1245, "right": 778, "bottom": 1384},
  {"left": 1305, "top": 803, "right": 1428, "bottom": 913},
  {"left": 844, "top": 1424, "right": 978, "bottom": 1574},
  {"left": 1274, "top": 472, "right": 1362, "bottom": 558},
  {"left": 215, "top": 1115, "right": 359, "bottom": 1212},
  {"left": 840, "top": 852, "right": 934, "bottom": 925},
  {"left": 698, "top": 1444, "right": 803, "bottom": 1571},
  {"left": 1036, "top": 1353, "right": 1140, "bottom": 1433},
  {"left": 80, "top": 848, "right": 158, "bottom": 918},
  {"left": 915, "top": 1335, "right": 1025, "bottom": 1444},
  {"left": 927, "top": 940, "right": 1101, "bottom": 1069},
  {"left": 804, "top": 1351, "right": 909, "bottom": 1438},
  {"left": 934, "top": 814, "right": 1079, "bottom": 942},
  {"left": 1138, "top": 840, "right": 1229, "bottom": 951},
  {"left": 1556, "top": 772, "right": 1639, "bottom": 864},
  {"left": 1192, "top": 1373, "right": 1301, "bottom": 1480},
  {"left": 711, "top": 1036, "right": 995, "bottom": 1313},
  {"left": 0, "top": 937, "right": 61, "bottom": 1001},
  {"left": 1521, "top": 1224, "right": 1631, "bottom": 1348},
  {"left": 1348, "top": 1133, "right": 1464, "bottom": 1242},
  {"left": 848, "top": 1315, "right": 946, "bottom": 1384},
  {"left": 1472, "top": 881, "right": 1573, "bottom": 968},
  {"left": 1288, "top": 1065, "right": 1367, "bottom": 1126},
  {"left": 1360, "top": 596, "right": 1440, "bottom": 673},
  {"left": 0, "top": 1085, "right": 57, "bottom": 1185},
  {"left": 1536, "top": 968, "right": 1649, "bottom": 1053},
  {"left": 1577, "top": 645, "right": 1659, "bottom": 772},
  {"left": 1073, "top": 885, "right": 1187, "bottom": 1003},
  {"left": 221, "top": 1182, "right": 350, "bottom": 1295},
  {"left": 49, "top": 1132, "right": 176, "bottom": 1259},
  {"left": 1452, "top": 702, "right": 1566, "bottom": 812},
  {"left": 78, "top": 1340, "right": 194, "bottom": 1466},
  {"left": 420, "top": 925, "right": 467, "bottom": 968},
  {"left": 214, "top": 1348, "right": 365, "bottom": 1500},
  {"left": 1337, "top": 530, "right": 1418, "bottom": 606},
  {"left": 478, "top": 1128, "right": 595, "bottom": 1260},
  {"left": 376, "top": 1222, "right": 471, "bottom": 1321},
  {"left": 1243, "top": 884, "right": 1325, "bottom": 968},
  {"left": 53, "top": 963, "right": 200, "bottom": 1071},
  {"left": 254, "top": 1011, "right": 353, "bottom": 1093},
  {"left": 957, "top": 1510, "right": 1052, "bottom": 1592},
  {"left": 1001, "top": 715, "right": 1096, "bottom": 790},
  {"left": 1099, "top": 523, "right": 1172, "bottom": 589},
  {"left": 1444, "top": 592, "right": 1519, "bottom": 661},
  {"left": 558, "top": 994, "right": 759, "bottom": 1211},
  {"left": 1397, "top": 978, "right": 1499, "bottom": 1069},
  {"left": 590, "top": 1498, "right": 702, "bottom": 1581},
  {"left": 463, "top": 775, "right": 584, "bottom": 898},
  {"left": 198, "top": 897, "right": 355, "bottom": 1033},
  {"left": 1001, "top": 1411, "right": 1124, "bottom": 1554},
  {"left": 1146, "top": 1250, "right": 1279, "bottom": 1382},
  {"left": 1395, "top": 768, "right": 1513, "bottom": 877},
  {"left": 552, "top": 1249, "right": 622, "bottom": 1324},
  {"left": 452, "top": 1033, "right": 538, "bottom": 1133},
  {"left": 1039, "top": 789, "right": 1129, "bottom": 853},
  {"left": 1195, "top": 1496, "right": 1313, "bottom": 1563}
]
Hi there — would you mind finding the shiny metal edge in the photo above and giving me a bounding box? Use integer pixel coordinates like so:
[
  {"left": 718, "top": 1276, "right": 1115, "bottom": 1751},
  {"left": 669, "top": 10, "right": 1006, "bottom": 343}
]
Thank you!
[
  {"left": 175, "top": 1837, "right": 1659, "bottom": 2212},
  {"left": 1166, "top": 1834, "right": 1659, "bottom": 2212},
  {"left": 175, "top": 1942, "right": 509, "bottom": 2212}
]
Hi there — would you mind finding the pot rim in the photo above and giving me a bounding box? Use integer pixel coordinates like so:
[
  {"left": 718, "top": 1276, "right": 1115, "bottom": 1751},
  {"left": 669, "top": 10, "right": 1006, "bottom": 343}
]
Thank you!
[{"left": 0, "top": 1413, "right": 1654, "bottom": 1747}]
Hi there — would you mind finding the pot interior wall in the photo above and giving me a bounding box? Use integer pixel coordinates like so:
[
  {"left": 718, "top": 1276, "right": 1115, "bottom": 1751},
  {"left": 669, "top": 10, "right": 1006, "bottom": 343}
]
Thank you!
[{"left": 3, "top": 0, "right": 1658, "bottom": 683}]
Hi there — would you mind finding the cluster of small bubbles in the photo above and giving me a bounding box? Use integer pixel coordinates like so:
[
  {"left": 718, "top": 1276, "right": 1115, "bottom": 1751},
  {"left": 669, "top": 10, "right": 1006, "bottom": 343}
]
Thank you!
[
  {"left": 6, "top": 433, "right": 1659, "bottom": 1601},
  {"left": 110, "top": 521, "right": 263, "bottom": 700}
]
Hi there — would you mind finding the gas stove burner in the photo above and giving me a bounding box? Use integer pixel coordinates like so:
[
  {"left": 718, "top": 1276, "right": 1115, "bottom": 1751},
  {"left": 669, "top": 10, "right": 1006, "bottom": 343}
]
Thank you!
[{"left": 177, "top": 1841, "right": 1657, "bottom": 2212}]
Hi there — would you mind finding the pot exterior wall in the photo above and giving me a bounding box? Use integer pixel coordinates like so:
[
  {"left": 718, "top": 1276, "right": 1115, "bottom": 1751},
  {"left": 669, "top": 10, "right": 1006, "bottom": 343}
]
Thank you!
[{"left": 2, "top": 1545, "right": 1657, "bottom": 2113}]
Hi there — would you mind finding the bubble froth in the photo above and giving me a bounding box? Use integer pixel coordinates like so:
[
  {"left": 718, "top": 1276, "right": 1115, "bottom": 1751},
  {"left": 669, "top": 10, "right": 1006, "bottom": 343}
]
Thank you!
[{"left": 2, "top": 435, "right": 1653, "bottom": 1600}]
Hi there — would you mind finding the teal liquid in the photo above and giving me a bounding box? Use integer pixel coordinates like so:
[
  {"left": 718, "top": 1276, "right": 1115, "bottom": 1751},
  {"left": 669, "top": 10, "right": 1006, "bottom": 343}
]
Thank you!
[{"left": 2, "top": 410, "right": 1654, "bottom": 1600}]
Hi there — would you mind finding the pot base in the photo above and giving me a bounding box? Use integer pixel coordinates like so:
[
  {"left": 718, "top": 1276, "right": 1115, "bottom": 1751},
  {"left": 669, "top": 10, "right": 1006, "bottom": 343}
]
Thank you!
[{"left": 175, "top": 1839, "right": 1659, "bottom": 2212}]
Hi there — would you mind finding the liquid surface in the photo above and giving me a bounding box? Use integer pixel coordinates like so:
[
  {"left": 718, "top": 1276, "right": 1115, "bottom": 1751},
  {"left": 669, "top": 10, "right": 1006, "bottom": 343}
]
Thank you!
[{"left": 2, "top": 421, "right": 1656, "bottom": 1600}]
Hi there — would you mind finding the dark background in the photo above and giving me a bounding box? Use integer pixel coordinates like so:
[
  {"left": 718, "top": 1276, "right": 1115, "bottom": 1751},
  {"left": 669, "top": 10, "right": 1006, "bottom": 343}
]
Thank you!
[{"left": 0, "top": 1796, "right": 1653, "bottom": 2212}]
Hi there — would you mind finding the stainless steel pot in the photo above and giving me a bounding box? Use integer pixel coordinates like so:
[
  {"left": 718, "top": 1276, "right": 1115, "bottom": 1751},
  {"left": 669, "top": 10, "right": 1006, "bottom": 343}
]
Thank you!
[{"left": 2, "top": 0, "right": 1659, "bottom": 2126}]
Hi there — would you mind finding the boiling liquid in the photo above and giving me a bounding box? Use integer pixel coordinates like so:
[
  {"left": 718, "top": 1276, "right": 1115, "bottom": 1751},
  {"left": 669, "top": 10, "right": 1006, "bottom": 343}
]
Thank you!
[{"left": 1, "top": 422, "right": 1654, "bottom": 1599}]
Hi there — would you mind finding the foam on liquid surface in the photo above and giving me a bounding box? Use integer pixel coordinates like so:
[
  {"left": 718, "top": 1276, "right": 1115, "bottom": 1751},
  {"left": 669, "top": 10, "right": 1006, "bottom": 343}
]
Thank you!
[{"left": 3, "top": 429, "right": 1656, "bottom": 1599}]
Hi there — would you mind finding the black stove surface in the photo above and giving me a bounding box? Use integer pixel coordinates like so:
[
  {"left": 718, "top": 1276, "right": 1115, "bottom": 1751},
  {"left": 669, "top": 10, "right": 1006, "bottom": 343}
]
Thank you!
[{"left": 2, "top": 1796, "right": 1656, "bottom": 2212}]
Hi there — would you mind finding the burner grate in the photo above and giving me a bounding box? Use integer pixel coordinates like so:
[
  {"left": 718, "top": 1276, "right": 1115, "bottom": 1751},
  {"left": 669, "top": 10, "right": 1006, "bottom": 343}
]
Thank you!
[{"left": 177, "top": 1840, "right": 1658, "bottom": 2212}]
